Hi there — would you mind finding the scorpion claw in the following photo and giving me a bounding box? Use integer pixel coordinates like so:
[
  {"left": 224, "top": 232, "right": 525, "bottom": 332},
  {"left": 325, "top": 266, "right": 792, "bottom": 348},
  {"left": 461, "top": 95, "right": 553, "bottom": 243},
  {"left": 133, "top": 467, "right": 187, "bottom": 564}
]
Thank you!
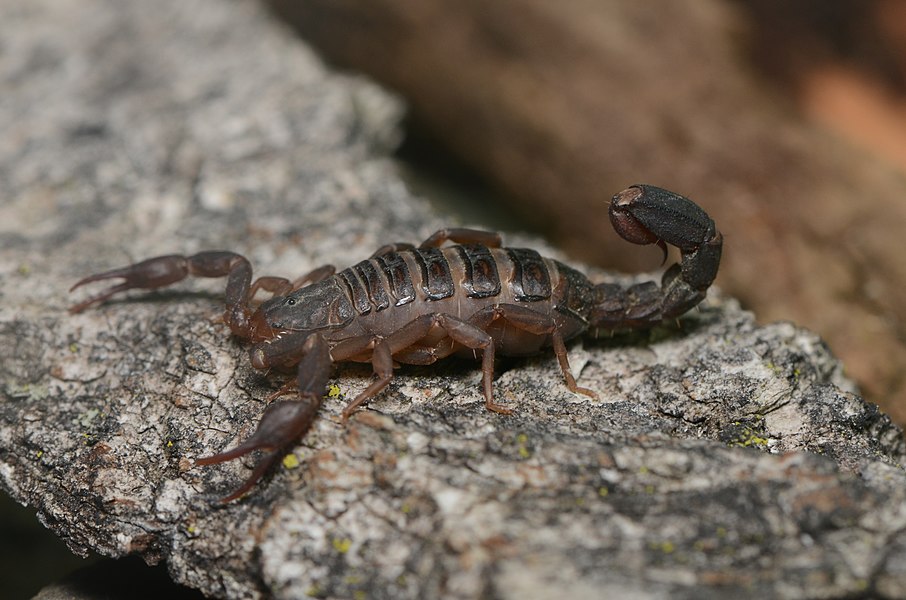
[
  {"left": 69, "top": 255, "right": 192, "bottom": 313},
  {"left": 195, "top": 396, "right": 321, "bottom": 502}
]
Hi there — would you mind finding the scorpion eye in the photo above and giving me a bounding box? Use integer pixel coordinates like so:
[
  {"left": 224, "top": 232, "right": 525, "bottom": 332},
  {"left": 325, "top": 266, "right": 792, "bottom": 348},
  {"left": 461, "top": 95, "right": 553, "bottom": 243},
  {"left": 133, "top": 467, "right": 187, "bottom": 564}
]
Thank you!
[{"left": 285, "top": 298, "right": 296, "bottom": 306}]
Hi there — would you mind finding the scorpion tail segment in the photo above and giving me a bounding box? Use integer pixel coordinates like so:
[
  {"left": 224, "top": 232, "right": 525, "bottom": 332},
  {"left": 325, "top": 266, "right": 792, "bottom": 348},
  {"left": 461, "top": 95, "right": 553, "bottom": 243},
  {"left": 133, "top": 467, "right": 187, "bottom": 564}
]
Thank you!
[
  {"left": 609, "top": 185, "right": 718, "bottom": 254},
  {"left": 593, "top": 185, "right": 722, "bottom": 332},
  {"left": 195, "top": 395, "right": 323, "bottom": 503}
]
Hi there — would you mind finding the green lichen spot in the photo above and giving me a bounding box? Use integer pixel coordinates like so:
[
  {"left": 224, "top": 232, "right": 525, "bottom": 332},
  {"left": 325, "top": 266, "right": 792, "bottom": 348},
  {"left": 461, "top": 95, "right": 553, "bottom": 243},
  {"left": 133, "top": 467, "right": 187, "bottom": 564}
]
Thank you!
[
  {"left": 69, "top": 343, "right": 79, "bottom": 353},
  {"left": 353, "top": 591, "right": 366, "bottom": 600},
  {"left": 332, "top": 537, "right": 352, "bottom": 554},
  {"left": 17, "top": 263, "right": 31, "bottom": 276},
  {"left": 598, "top": 486, "right": 609, "bottom": 497}
]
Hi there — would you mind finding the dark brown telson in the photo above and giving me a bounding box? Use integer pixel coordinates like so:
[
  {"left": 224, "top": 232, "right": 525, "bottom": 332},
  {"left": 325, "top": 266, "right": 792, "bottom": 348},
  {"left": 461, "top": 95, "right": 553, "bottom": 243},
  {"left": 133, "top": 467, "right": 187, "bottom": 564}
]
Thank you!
[
  {"left": 506, "top": 248, "right": 551, "bottom": 302},
  {"left": 375, "top": 253, "right": 416, "bottom": 306},
  {"left": 412, "top": 247, "right": 454, "bottom": 300},
  {"left": 352, "top": 259, "right": 390, "bottom": 311},
  {"left": 456, "top": 244, "right": 501, "bottom": 298},
  {"left": 338, "top": 269, "right": 372, "bottom": 315}
]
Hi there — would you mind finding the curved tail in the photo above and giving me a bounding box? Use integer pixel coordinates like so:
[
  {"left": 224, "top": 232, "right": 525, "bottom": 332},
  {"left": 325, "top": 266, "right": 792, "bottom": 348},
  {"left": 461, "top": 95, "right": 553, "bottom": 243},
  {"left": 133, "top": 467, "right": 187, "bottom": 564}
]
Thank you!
[{"left": 590, "top": 184, "right": 722, "bottom": 332}]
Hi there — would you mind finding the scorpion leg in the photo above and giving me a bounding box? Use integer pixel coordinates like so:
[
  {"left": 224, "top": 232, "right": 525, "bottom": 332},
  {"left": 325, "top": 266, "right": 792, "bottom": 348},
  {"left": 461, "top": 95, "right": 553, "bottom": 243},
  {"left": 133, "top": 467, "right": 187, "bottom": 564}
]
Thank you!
[
  {"left": 196, "top": 332, "right": 332, "bottom": 503},
  {"left": 370, "top": 242, "right": 415, "bottom": 258},
  {"left": 331, "top": 312, "right": 509, "bottom": 416},
  {"left": 330, "top": 336, "right": 395, "bottom": 420},
  {"left": 384, "top": 313, "right": 513, "bottom": 414},
  {"left": 70, "top": 251, "right": 267, "bottom": 339},
  {"left": 470, "top": 304, "right": 597, "bottom": 398},
  {"left": 290, "top": 264, "right": 336, "bottom": 290},
  {"left": 418, "top": 228, "right": 502, "bottom": 249},
  {"left": 592, "top": 185, "right": 723, "bottom": 331}
]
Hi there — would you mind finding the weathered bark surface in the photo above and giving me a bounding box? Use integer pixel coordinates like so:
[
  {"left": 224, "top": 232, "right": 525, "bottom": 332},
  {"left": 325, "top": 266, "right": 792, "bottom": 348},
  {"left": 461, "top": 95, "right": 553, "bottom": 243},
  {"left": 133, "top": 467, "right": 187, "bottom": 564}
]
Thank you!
[
  {"left": 265, "top": 0, "right": 906, "bottom": 422},
  {"left": 4, "top": 1, "right": 906, "bottom": 598}
]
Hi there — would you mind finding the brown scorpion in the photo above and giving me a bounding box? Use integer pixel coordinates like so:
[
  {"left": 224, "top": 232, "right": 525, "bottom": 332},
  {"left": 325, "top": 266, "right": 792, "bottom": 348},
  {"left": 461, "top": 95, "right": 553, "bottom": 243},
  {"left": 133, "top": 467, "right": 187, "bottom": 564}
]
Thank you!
[{"left": 70, "top": 185, "right": 722, "bottom": 502}]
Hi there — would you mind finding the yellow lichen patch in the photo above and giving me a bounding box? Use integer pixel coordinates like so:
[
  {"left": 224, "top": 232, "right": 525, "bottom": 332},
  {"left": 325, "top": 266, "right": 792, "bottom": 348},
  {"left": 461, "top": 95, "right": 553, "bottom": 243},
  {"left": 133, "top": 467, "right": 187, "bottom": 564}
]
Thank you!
[
  {"left": 727, "top": 422, "right": 770, "bottom": 449},
  {"left": 327, "top": 384, "right": 342, "bottom": 398},
  {"left": 332, "top": 537, "right": 352, "bottom": 554},
  {"left": 516, "top": 433, "right": 531, "bottom": 459},
  {"left": 282, "top": 453, "right": 300, "bottom": 469},
  {"left": 650, "top": 540, "right": 675, "bottom": 554}
]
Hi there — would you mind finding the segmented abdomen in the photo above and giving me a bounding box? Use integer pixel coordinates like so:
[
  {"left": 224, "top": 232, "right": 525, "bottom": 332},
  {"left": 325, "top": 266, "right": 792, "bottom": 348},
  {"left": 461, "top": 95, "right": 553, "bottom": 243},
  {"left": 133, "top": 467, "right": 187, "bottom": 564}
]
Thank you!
[{"left": 336, "top": 245, "right": 557, "bottom": 315}]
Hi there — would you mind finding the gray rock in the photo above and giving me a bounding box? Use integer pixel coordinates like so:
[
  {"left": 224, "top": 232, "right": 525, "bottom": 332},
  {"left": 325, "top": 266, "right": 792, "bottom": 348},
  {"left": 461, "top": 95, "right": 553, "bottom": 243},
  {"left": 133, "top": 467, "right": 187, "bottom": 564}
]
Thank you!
[{"left": 2, "top": 0, "right": 906, "bottom": 599}]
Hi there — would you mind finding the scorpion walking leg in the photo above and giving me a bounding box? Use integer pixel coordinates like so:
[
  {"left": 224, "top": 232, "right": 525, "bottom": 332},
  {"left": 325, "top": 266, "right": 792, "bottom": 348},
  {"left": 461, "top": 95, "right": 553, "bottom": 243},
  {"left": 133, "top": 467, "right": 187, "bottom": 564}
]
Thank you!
[
  {"left": 470, "top": 304, "right": 597, "bottom": 398},
  {"left": 196, "top": 333, "right": 332, "bottom": 503},
  {"left": 592, "top": 185, "right": 723, "bottom": 331},
  {"left": 331, "top": 313, "right": 509, "bottom": 416},
  {"left": 371, "top": 227, "right": 502, "bottom": 256},
  {"left": 289, "top": 264, "right": 336, "bottom": 290},
  {"left": 418, "top": 228, "right": 502, "bottom": 248},
  {"left": 330, "top": 336, "right": 395, "bottom": 421}
]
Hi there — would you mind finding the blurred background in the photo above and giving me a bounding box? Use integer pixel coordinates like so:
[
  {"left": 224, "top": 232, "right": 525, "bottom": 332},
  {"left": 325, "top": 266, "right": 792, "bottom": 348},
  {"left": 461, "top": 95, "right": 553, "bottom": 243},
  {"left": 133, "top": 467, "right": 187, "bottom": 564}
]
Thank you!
[{"left": 10, "top": 0, "right": 906, "bottom": 596}]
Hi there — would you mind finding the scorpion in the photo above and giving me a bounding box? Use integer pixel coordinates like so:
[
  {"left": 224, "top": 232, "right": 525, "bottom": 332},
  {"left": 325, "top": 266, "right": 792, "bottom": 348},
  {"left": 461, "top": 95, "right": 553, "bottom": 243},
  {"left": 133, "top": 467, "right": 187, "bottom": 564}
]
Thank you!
[{"left": 70, "top": 185, "right": 722, "bottom": 502}]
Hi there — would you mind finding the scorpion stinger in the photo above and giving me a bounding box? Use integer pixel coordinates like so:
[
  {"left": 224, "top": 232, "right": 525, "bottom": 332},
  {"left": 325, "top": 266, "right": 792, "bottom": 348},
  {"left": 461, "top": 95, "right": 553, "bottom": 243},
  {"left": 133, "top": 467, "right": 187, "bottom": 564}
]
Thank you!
[{"left": 590, "top": 184, "right": 723, "bottom": 332}]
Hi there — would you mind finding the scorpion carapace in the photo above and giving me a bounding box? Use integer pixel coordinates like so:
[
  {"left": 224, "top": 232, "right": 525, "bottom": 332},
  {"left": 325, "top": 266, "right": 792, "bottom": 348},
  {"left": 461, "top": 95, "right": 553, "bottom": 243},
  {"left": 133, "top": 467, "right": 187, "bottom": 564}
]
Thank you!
[{"left": 70, "top": 184, "right": 722, "bottom": 502}]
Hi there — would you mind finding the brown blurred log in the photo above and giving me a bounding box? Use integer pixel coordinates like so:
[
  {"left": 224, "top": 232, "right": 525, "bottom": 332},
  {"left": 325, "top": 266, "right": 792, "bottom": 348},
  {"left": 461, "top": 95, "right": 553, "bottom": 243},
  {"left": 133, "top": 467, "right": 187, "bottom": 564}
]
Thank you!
[{"left": 266, "top": 0, "right": 906, "bottom": 421}]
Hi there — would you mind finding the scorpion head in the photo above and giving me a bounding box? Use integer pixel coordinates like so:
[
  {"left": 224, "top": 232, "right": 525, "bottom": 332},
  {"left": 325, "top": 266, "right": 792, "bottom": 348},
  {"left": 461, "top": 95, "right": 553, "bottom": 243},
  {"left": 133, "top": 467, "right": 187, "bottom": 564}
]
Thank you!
[{"left": 248, "top": 278, "right": 354, "bottom": 342}]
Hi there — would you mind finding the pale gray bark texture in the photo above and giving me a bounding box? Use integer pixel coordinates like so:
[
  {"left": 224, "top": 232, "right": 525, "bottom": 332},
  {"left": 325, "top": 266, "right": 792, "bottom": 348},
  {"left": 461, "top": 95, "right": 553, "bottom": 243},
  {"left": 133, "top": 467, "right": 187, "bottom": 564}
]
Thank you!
[{"left": 3, "top": 1, "right": 906, "bottom": 599}]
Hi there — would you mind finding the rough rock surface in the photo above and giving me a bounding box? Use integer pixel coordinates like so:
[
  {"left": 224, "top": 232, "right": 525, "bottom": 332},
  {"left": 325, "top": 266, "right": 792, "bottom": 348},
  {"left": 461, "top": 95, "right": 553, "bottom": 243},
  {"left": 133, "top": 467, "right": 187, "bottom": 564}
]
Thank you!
[{"left": 3, "top": 1, "right": 906, "bottom": 599}]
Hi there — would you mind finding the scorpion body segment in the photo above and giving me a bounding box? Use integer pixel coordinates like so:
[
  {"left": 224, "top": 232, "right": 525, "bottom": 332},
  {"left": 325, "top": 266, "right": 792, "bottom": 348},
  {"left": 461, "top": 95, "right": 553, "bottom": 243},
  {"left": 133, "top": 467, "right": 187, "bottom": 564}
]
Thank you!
[{"left": 70, "top": 185, "right": 721, "bottom": 502}]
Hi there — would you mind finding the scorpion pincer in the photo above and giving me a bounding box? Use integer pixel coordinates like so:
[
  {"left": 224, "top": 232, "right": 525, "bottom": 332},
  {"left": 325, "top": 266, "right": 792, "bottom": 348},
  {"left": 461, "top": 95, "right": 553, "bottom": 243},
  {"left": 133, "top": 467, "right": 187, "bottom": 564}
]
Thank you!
[{"left": 70, "top": 184, "right": 722, "bottom": 502}]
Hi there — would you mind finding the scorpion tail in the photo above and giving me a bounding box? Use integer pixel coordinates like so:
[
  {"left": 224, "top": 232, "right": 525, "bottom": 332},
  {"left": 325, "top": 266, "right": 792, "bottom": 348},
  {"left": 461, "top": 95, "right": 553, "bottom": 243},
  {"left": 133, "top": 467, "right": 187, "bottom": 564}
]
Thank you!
[{"left": 590, "top": 185, "right": 722, "bottom": 332}]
